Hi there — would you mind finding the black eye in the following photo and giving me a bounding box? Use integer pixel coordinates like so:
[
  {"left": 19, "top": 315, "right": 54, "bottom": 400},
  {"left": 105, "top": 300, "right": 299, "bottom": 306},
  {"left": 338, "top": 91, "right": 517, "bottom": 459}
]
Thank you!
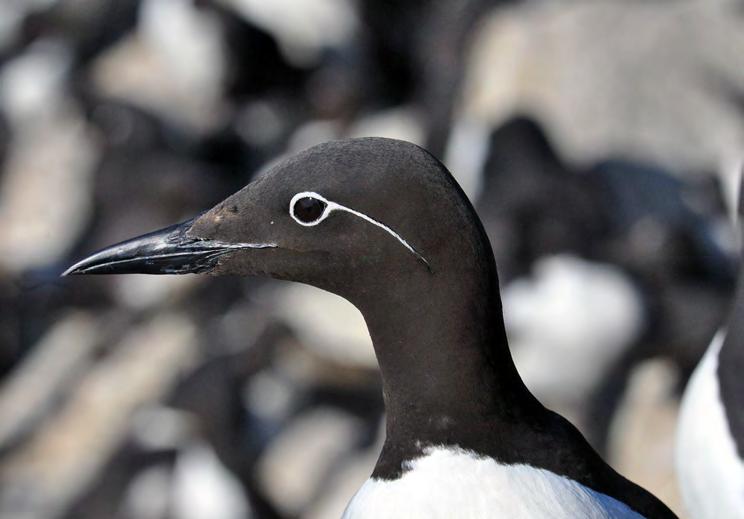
[{"left": 293, "top": 196, "right": 326, "bottom": 223}]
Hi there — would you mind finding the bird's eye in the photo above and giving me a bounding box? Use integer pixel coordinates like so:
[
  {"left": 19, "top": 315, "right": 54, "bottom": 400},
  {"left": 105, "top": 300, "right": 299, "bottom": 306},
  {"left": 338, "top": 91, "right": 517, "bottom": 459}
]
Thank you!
[{"left": 292, "top": 196, "right": 327, "bottom": 224}]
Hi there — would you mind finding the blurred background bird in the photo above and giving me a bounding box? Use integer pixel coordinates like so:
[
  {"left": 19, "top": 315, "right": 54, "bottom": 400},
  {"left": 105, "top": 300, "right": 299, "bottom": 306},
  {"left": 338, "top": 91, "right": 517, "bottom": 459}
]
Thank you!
[{"left": 0, "top": 0, "right": 742, "bottom": 518}]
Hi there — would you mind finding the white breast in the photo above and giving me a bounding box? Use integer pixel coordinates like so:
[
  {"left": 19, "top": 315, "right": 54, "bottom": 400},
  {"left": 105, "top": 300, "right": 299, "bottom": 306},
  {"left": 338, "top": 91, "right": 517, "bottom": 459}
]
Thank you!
[
  {"left": 676, "top": 332, "right": 744, "bottom": 519},
  {"left": 342, "top": 447, "right": 645, "bottom": 519}
]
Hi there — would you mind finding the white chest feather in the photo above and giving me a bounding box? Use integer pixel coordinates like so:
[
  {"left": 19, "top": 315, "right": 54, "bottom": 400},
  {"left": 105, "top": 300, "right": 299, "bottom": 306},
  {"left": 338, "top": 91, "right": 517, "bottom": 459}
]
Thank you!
[
  {"left": 342, "top": 447, "right": 644, "bottom": 519},
  {"left": 676, "top": 333, "right": 744, "bottom": 519}
]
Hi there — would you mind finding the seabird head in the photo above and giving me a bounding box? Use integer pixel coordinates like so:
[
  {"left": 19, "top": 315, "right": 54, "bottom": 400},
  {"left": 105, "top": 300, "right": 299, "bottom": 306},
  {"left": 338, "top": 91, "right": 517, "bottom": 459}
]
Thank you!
[{"left": 63, "top": 138, "right": 486, "bottom": 299}]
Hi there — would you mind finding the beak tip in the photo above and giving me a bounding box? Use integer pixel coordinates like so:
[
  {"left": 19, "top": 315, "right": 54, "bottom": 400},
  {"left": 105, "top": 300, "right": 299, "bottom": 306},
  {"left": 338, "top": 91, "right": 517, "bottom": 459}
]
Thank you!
[
  {"left": 61, "top": 256, "right": 93, "bottom": 277},
  {"left": 61, "top": 264, "right": 81, "bottom": 277}
]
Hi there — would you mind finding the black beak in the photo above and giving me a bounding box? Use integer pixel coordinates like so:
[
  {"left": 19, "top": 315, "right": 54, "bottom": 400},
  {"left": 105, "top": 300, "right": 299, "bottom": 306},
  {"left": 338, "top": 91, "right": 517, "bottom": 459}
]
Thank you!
[{"left": 62, "top": 218, "right": 276, "bottom": 276}]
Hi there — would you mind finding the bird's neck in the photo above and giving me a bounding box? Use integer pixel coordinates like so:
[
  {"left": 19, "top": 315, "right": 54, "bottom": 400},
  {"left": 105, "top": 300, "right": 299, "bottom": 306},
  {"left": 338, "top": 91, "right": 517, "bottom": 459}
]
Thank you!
[
  {"left": 720, "top": 278, "right": 744, "bottom": 369},
  {"left": 718, "top": 264, "right": 744, "bottom": 457},
  {"left": 350, "top": 253, "right": 538, "bottom": 456}
]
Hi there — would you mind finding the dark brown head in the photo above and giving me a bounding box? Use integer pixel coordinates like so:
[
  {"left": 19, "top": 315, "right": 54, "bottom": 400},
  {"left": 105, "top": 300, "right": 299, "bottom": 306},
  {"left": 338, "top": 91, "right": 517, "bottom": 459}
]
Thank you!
[{"left": 64, "top": 138, "right": 494, "bottom": 305}]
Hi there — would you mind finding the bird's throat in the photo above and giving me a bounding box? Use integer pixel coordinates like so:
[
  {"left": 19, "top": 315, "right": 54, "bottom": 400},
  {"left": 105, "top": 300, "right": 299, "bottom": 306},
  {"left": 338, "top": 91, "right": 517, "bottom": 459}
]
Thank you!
[{"left": 350, "top": 255, "right": 535, "bottom": 451}]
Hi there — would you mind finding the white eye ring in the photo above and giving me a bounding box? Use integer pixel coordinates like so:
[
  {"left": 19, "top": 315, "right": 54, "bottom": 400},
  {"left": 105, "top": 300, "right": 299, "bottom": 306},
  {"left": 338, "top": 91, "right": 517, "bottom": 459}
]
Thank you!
[
  {"left": 289, "top": 192, "right": 335, "bottom": 226},
  {"left": 287, "top": 191, "right": 431, "bottom": 271}
]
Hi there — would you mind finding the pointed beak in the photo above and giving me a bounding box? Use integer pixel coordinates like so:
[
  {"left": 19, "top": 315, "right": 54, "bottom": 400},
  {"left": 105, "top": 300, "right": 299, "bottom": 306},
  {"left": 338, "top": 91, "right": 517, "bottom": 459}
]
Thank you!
[{"left": 62, "top": 218, "right": 276, "bottom": 276}]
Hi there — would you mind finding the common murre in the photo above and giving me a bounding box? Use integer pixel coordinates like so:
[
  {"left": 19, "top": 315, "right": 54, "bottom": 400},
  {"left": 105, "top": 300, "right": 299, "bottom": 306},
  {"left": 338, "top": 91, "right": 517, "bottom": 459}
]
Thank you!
[
  {"left": 64, "top": 138, "right": 675, "bottom": 518},
  {"left": 676, "top": 173, "right": 744, "bottom": 519}
]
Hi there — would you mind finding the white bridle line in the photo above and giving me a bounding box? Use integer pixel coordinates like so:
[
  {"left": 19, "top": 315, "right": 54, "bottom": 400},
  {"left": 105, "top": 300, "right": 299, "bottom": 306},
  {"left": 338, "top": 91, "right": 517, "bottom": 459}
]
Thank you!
[
  {"left": 289, "top": 191, "right": 430, "bottom": 269},
  {"left": 333, "top": 201, "right": 420, "bottom": 255}
]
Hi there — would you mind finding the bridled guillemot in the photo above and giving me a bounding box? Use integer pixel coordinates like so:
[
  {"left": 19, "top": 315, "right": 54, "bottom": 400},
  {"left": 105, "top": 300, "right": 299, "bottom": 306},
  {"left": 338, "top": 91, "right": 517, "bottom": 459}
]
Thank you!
[
  {"left": 676, "top": 173, "right": 744, "bottom": 519},
  {"left": 64, "top": 138, "right": 675, "bottom": 518}
]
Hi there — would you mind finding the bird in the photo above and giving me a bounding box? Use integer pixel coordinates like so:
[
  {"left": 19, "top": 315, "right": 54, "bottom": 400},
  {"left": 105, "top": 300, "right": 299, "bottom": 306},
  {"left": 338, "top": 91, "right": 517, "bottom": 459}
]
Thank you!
[
  {"left": 64, "top": 138, "right": 676, "bottom": 518},
  {"left": 676, "top": 174, "right": 744, "bottom": 519}
]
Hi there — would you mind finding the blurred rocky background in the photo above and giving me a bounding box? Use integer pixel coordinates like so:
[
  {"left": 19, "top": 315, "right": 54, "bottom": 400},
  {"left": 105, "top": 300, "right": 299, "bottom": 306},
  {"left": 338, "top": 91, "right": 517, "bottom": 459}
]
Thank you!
[{"left": 1, "top": 0, "right": 743, "bottom": 518}]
